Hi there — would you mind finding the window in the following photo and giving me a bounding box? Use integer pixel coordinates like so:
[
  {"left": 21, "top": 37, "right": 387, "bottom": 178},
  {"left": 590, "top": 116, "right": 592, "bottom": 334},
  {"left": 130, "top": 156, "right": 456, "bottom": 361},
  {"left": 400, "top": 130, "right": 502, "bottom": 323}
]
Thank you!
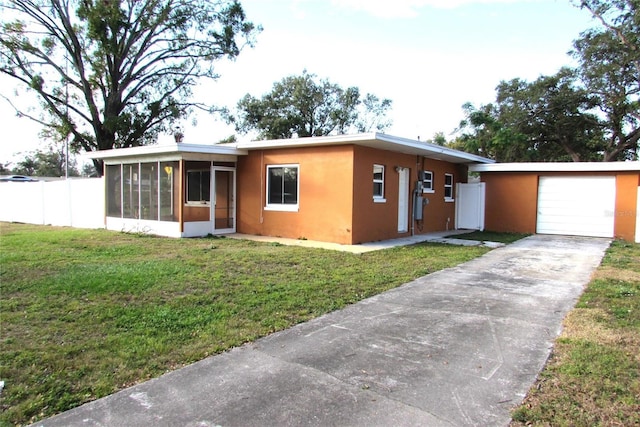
[
  {"left": 123, "top": 163, "right": 139, "bottom": 218},
  {"left": 187, "top": 170, "right": 211, "bottom": 204},
  {"left": 373, "top": 164, "right": 385, "bottom": 202},
  {"left": 140, "top": 163, "right": 158, "bottom": 220},
  {"left": 422, "top": 170, "right": 434, "bottom": 193},
  {"left": 444, "top": 173, "right": 454, "bottom": 201},
  {"left": 266, "top": 165, "right": 299, "bottom": 211},
  {"left": 105, "top": 161, "right": 178, "bottom": 222},
  {"left": 160, "top": 162, "right": 177, "bottom": 221},
  {"left": 106, "top": 164, "right": 122, "bottom": 217}
]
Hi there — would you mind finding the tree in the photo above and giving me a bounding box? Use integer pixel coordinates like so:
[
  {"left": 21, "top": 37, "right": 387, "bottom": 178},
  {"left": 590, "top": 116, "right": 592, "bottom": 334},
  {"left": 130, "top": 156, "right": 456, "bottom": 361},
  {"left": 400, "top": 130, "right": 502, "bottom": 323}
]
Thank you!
[
  {"left": 454, "top": 102, "right": 527, "bottom": 162},
  {"left": 13, "top": 146, "right": 80, "bottom": 176},
  {"left": 494, "top": 69, "right": 604, "bottom": 162},
  {"left": 571, "top": 0, "right": 640, "bottom": 160},
  {"left": 0, "top": 0, "right": 259, "bottom": 175},
  {"left": 229, "top": 71, "right": 392, "bottom": 139},
  {"left": 455, "top": 69, "right": 606, "bottom": 162}
]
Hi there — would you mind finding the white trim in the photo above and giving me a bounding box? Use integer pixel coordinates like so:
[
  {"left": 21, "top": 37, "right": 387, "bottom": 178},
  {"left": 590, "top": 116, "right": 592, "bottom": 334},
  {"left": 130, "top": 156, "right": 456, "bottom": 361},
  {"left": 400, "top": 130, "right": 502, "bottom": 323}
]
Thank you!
[
  {"left": 444, "top": 173, "right": 454, "bottom": 201},
  {"left": 469, "top": 161, "right": 640, "bottom": 173},
  {"left": 183, "top": 221, "right": 214, "bottom": 238},
  {"left": 265, "top": 164, "right": 300, "bottom": 211},
  {"left": 106, "top": 217, "right": 182, "bottom": 238},
  {"left": 86, "top": 142, "right": 246, "bottom": 161},
  {"left": 398, "top": 168, "right": 409, "bottom": 232},
  {"left": 185, "top": 169, "right": 211, "bottom": 205},
  {"left": 212, "top": 166, "right": 237, "bottom": 233},
  {"left": 264, "top": 204, "right": 299, "bottom": 212},
  {"left": 373, "top": 164, "right": 385, "bottom": 200},
  {"left": 87, "top": 133, "right": 494, "bottom": 165},
  {"left": 422, "top": 170, "right": 434, "bottom": 193},
  {"left": 235, "top": 132, "right": 494, "bottom": 164},
  {"left": 636, "top": 187, "right": 640, "bottom": 243}
]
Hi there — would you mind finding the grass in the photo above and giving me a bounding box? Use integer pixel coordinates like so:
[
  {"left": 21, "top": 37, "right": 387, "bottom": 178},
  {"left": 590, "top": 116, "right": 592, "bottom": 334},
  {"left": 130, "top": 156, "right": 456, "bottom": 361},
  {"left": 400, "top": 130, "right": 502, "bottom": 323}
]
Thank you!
[
  {"left": 446, "top": 230, "right": 531, "bottom": 244},
  {"left": 511, "top": 240, "right": 640, "bottom": 426},
  {"left": 0, "top": 223, "right": 491, "bottom": 426}
]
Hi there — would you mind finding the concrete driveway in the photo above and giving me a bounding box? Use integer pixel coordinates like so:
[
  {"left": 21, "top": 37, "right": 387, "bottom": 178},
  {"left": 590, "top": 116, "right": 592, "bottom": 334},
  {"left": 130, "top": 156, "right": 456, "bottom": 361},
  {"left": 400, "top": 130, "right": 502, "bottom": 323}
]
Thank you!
[{"left": 33, "top": 235, "right": 610, "bottom": 427}]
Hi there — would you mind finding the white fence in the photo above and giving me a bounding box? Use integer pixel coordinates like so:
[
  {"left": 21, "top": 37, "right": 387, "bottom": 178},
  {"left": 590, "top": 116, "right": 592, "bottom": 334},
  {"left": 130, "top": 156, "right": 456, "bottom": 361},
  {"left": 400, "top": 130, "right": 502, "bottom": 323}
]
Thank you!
[
  {"left": 0, "top": 178, "right": 105, "bottom": 229},
  {"left": 455, "top": 182, "right": 485, "bottom": 231}
]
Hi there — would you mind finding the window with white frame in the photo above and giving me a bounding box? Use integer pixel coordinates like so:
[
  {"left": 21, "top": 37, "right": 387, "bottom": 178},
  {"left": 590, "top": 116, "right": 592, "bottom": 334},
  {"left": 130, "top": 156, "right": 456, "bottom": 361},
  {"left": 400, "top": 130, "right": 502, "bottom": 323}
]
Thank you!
[
  {"left": 373, "top": 164, "right": 385, "bottom": 201},
  {"left": 186, "top": 170, "right": 211, "bottom": 204},
  {"left": 266, "top": 164, "right": 299, "bottom": 211},
  {"left": 444, "top": 173, "right": 454, "bottom": 201},
  {"left": 422, "top": 170, "right": 434, "bottom": 193}
]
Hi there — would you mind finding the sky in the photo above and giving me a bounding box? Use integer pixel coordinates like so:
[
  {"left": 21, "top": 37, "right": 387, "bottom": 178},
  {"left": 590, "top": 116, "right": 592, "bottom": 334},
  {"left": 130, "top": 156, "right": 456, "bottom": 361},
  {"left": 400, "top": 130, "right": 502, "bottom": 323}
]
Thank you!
[{"left": 0, "top": 0, "right": 597, "bottom": 165}]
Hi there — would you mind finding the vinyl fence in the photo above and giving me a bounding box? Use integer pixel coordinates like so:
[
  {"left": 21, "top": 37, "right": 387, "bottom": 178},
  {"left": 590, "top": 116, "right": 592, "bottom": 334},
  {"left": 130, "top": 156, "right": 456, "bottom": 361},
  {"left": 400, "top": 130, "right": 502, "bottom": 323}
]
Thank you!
[{"left": 0, "top": 178, "right": 104, "bottom": 229}]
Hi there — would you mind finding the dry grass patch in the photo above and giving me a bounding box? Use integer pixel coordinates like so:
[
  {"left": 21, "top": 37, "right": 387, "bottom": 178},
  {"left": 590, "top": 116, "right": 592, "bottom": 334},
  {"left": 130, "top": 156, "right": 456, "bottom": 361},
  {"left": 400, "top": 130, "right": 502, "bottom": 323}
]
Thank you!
[{"left": 511, "top": 240, "right": 640, "bottom": 426}]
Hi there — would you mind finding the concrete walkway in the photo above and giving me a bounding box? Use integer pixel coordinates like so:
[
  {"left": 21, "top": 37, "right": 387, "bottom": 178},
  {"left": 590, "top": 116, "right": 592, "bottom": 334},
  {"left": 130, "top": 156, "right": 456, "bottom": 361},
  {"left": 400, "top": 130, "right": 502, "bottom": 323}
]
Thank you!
[
  {"left": 227, "top": 230, "right": 503, "bottom": 254},
  {"left": 33, "top": 235, "right": 610, "bottom": 427}
]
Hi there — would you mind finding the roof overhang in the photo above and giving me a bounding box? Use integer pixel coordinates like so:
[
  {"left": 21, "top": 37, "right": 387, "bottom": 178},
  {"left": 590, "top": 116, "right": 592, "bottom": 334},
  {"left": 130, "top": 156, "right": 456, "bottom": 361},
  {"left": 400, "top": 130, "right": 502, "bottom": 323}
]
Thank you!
[
  {"left": 85, "top": 133, "right": 494, "bottom": 165},
  {"left": 85, "top": 143, "right": 248, "bottom": 164},
  {"left": 469, "top": 162, "right": 640, "bottom": 173},
  {"left": 234, "top": 132, "right": 494, "bottom": 164}
]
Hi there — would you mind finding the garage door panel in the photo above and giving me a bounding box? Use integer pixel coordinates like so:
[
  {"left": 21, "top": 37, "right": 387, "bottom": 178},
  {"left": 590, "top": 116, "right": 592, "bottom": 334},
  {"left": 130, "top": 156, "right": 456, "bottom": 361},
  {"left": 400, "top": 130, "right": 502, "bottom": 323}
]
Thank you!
[{"left": 537, "top": 176, "right": 615, "bottom": 238}]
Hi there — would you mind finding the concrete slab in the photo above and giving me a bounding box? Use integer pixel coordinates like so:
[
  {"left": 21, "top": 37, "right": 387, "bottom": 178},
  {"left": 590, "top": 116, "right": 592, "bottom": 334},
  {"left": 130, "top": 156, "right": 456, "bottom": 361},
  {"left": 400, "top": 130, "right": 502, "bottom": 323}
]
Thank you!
[
  {"left": 227, "top": 230, "right": 502, "bottom": 254},
  {"left": 32, "top": 235, "right": 610, "bottom": 427}
]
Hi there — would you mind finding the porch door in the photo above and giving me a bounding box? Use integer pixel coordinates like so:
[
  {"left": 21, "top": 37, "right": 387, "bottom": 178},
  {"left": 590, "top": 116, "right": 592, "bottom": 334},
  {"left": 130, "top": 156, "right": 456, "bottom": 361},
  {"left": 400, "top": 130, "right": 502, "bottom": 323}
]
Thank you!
[
  {"left": 398, "top": 168, "right": 409, "bottom": 233},
  {"left": 211, "top": 167, "right": 236, "bottom": 233}
]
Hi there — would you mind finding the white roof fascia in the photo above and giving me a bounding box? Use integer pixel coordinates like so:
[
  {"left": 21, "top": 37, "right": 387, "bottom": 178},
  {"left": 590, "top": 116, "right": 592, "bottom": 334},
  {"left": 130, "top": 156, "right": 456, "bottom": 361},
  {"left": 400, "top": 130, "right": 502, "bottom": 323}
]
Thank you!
[
  {"left": 469, "top": 162, "right": 640, "bottom": 173},
  {"left": 233, "top": 132, "right": 379, "bottom": 149},
  {"left": 85, "top": 143, "right": 247, "bottom": 160},
  {"left": 373, "top": 133, "right": 494, "bottom": 164},
  {"left": 235, "top": 132, "right": 494, "bottom": 164}
]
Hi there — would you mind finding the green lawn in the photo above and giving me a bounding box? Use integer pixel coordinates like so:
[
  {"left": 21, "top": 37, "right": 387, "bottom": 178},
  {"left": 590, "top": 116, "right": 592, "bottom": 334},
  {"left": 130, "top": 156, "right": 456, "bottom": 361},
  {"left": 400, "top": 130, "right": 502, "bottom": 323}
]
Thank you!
[
  {"left": 511, "top": 240, "right": 640, "bottom": 426},
  {"left": 0, "top": 223, "right": 491, "bottom": 426}
]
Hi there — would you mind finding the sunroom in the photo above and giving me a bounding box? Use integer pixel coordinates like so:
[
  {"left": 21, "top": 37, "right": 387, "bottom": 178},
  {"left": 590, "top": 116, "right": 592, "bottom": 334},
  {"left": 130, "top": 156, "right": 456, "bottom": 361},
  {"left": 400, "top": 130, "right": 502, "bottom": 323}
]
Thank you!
[{"left": 88, "top": 143, "right": 247, "bottom": 237}]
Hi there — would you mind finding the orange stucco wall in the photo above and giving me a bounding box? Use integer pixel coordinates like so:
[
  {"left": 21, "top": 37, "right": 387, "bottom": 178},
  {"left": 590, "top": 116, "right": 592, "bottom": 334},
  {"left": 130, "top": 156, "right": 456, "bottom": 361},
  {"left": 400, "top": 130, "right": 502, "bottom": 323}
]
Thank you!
[
  {"left": 236, "top": 146, "right": 355, "bottom": 244},
  {"left": 480, "top": 171, "right": 640, "bottom": 241},
  {"left": 236, "top": 145, "right": 470, "bottom": 244},
  {"left": 482, "top": 173, "right": 539, "bottom": 234},
  {"left": 350, "top": 146, "right": 417, "bottom": 243},
  {"left": 614, "top": 172, "right": 639, "bottom": 241},
  {"left": 420, "top": 158, "right": 469, "bottom": 233}
]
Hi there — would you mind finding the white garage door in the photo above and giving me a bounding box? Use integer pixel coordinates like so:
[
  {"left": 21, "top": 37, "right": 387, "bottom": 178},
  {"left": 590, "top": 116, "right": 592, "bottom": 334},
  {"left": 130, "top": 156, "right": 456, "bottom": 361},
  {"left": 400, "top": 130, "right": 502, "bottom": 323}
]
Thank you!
[{"left": 537, "top": 176, "right": 615, "bottom": 238}]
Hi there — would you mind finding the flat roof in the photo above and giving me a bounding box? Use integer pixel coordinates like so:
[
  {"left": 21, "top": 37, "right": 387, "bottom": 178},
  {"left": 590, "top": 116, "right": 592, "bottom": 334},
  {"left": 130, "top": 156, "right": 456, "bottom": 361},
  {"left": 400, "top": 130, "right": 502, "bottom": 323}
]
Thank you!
[
  {"left": 85, "top": 142, "right": 247, "bottom": 160},
  {"left": 469, "top": 162, "right": 640, "bottom": 173},
  {"left": 234, "top": 132, "right": 494, "bottom": 164},
  {"left": 87, "top": 133, "right": 494, "bottom": 165}
]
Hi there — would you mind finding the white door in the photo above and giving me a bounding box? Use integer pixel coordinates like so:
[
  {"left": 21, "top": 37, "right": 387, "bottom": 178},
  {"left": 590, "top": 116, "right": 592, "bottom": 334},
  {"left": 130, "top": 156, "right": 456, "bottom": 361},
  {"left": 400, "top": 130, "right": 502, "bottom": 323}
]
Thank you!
[
  {"left": 211, "top": 167, "right": 236, "bottom": 234},
  {"left": 536, "top": 176, "right": 615, "bottom": 238},
  {"left": 398, "top": 168, "right": 409, "bottom": 233}
]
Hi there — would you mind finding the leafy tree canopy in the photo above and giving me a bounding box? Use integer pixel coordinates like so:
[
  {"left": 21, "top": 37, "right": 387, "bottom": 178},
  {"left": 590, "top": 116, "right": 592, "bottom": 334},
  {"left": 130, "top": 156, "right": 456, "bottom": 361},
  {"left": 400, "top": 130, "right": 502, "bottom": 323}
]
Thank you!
[
  {"left": 0, "top": 0, "right": 260, "bottom": 174},
  {"left": 11, "top": 146, "right": 80, "bottom": 177},
  {"left": 571, "top": 0, "right": 639, "bottom": 160},
  {"left": 454, "top": 0, "right": 639, "bottom": 161},
  {"left": 228, "top": 70, "right": 392, "bottom": 140}
]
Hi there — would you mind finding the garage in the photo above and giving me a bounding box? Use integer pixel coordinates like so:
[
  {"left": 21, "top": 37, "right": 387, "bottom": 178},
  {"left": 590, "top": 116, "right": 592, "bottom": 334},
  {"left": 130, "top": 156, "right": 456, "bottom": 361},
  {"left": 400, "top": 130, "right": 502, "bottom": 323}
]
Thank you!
[
  {"left": 536, "top": 176, "right": 615, "bottom": 238},
  {"left": 468, "top": 162, "right": 640, "bottom": 242}
]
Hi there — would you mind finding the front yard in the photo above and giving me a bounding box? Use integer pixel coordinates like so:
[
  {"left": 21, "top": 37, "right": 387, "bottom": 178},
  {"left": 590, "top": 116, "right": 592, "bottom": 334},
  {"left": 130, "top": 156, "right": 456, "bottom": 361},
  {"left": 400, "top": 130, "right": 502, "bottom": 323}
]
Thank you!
[{"left": 0, "top": 223, "right": 491, "bottom": 426}]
